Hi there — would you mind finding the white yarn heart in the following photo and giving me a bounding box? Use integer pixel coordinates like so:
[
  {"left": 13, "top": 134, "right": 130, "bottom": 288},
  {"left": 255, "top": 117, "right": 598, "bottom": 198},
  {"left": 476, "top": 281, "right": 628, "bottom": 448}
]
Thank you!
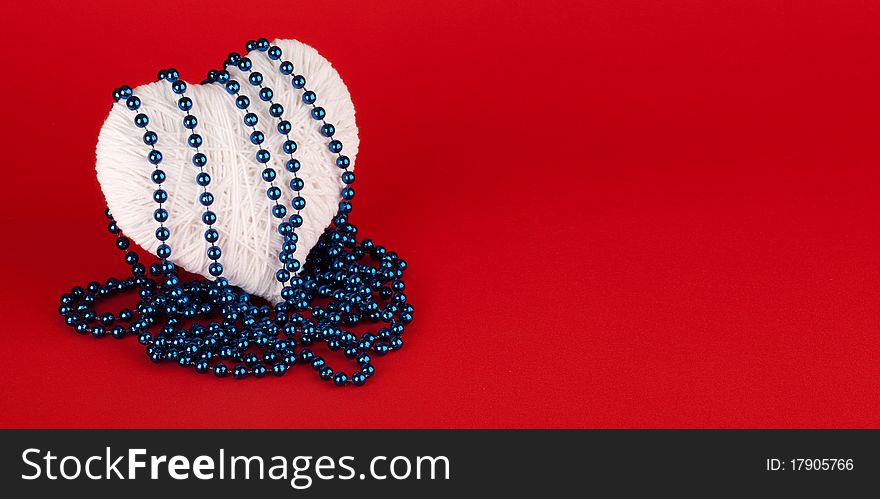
[{"left": 96, "top": 39, "right": 358, "bottom": 303}]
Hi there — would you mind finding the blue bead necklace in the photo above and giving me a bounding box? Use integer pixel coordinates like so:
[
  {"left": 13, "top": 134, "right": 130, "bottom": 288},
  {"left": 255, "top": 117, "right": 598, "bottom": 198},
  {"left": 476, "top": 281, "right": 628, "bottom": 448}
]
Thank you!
[{"left": 59, "top": 38, "right": 414, "bottom": 387}]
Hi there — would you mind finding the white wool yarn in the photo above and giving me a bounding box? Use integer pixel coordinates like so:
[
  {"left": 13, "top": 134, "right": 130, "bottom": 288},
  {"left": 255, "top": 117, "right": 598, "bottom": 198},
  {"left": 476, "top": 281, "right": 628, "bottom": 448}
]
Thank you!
[{"left": 96, "top": 39, "right": 358, "bottom": 303}]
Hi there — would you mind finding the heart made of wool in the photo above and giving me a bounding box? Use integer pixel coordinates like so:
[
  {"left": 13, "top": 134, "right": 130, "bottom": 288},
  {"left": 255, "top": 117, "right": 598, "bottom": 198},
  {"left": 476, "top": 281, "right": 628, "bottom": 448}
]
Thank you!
[{"left": 96, "top": 39, "right": 358, "bottom": 303}]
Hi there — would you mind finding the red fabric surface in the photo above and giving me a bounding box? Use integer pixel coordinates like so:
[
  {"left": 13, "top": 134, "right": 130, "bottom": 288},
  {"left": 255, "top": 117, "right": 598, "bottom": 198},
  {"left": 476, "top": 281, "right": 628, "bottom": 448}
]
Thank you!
[{"left": 2, "top": 0, "right": 879, "bottom": 428}]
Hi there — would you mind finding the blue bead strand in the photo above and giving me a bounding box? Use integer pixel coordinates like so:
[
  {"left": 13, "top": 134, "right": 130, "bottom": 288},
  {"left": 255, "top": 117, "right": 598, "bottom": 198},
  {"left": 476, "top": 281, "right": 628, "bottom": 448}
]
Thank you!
[
  {"left": 256, "top": 38, "right": 413, "bottom": 385},
  {"left": 218, "top": 45, "right": 306, "bottom": 303},
  {"left": 157, "top": 69, "right": 225, "bottom": 279}
]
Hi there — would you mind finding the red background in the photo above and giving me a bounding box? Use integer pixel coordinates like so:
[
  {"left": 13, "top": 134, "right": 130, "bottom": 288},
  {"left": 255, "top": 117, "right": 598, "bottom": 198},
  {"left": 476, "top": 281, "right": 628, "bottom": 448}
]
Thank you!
[{"left": 2, "top": 0, "right": 879, "bottom": 428}]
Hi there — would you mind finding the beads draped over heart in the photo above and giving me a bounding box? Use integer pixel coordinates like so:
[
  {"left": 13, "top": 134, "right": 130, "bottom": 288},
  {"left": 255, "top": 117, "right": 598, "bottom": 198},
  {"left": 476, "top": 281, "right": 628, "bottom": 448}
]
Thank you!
[{"left": 58, "top": 38, "right": 414, "bottom": 386}]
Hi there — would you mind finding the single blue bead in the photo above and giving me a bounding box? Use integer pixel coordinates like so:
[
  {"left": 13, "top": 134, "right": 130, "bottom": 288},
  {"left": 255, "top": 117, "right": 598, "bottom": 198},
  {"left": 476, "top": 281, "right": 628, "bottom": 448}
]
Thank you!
[
  {"left": 151, "top": 169, "right": 166, "bottom": 184},
  {"left": 183, "top": 115, "right": 198, "bottom": 129},
  {"left": 321, "top": 123, "right": 335, "bottom": 137},
  {"left": 256, "top": 149, "right": 271, "bottom": 163},
  {"left": 291, "top": 75, "right": 306, "bottom": 89},
  {"left": 261, "top": 168, "right": 276, "bottom": 182},
  {"left": 259, "top": 87, "right": 273, "bottom": 101},
  {"left": 267, "top": 186, "right": 281, "bottom": 200},
  {"left": 351, "top": 372, "right": 366, "bottom": 386},
  {"left": 225, "top": 80, "right": 240, "bottom": 94},
  {"left": 177, "top": 96, "right": 192, "bottom": 111},
  {"left": 285, "top": 259, "right": 301, "bottom": 272},
  {"left": 336, "top": 155, "right": 351, "bottom": 168},
  {"left": 196, "top": 172, "right": 211, "bottom": 186},
  {"left": 195, "top": 360, "right": 209, "bottom": 373},
  {"left": 157, "top": 244, "right": 171, "bottom": 258},
  {"left": 157, "top": 69, "right": 168, "bottom": 81},
  {"left": 282, "top": 140, "right": 297, "bottom": 154},
  {"left": 245, "top": 40, "right": 257, "bottom": 51},
  {"left": 216, "top": 70, "right": 231, "bottom": 83},
  {"left": 277, "top": 222, "right": 293, "bottom": 236},
  {"left": 126, "top": 96, "right": 141, "bottom": 110},
  {"left": 311, "top": 107, "right": 326, "bottom": 120},
  {"left": 268, "top": 46, "right": 282, "bottom": 59},
  {"left": 226, "top": 52, "right": 241, "bottom": 65},
  {"left": 205, "top": 228, "right": 219, "bottom": 242},
  {"left": 277, "top": 120, "right": 291, "bottom": 134},
  {"left": 272, "top": 205, "right": 287, "bottom": 218},
  {"left": 137, "top": 331, "right": 153, "bottom": 345},
  {"left": 188, "top": 133, "right": 203, "bottom": 148},
  {"left": 237, "top": 57, "right": 253, "bottom": 71},
  {"left": 155, "top": 226, "right": 170, "bottom": 241},
  {"left": 207, "top": 245, "right": 221, "bottom": 260},
  {"left": 279, "top": 61, "right": 294, "bottom": 75},
  {"left": 256, "top": 38, "right": 270, "bottom": 51},
  {"left": 286, "top": 159, "right": 301, "bottom": 172},
  {"left": 248, "top": 72, "right": 263, "bottom": 86},
  {"left": 276, "top": 269, "right": 290, "bottom": 282},
  {"left": 243, "top": 353, "right": 259, "bottom": 366},
  {"left": 134, "top": 113, "right": 149, "bottom": 127},
  {"left": 289, "top": 178, "right": 304, "bottom": 191},
  {"left": 171, "top": 80, "right": 187, "bottom": 94},
  {"left": 319, "top": 366, "right": 333, "bottom": 381},
  {"left": 154, "top": 208, "right": 168, "bottom": 222},
  {"left": 269, "top": 103, "right": 284, "bottom": 117},
  {"left": 213, "top": 363, "right": 228, "bottom": 377},
  {"left": 235, "top": 95, "right": 250, "bottom": 109},
  {"left": 342, "top": 171, "right": 355, "bottom": 184},
  {"left": 192, "top": 152, "right": 207, "bottom": 167},
  {"left": 261, "top": 349, "right": 277, "bottom": 363},
  {"left": 199, "top": 192, "right": 214, "bottom": 206},
  {"left": 202, "top": 211, "right": 217, "bottom": 225},
  {"left": 165, "top": 68, "right": 180, "bottom": 81},
  {"left": 250, "top": 130, "right": 265, "bottom": 145},
  {"left": 272, "top": 363, "right": 286, "bottom": 376},
  {"left": 209, "top": 262, "right": 223, "bottom": 277},
  {"left": 99, "top": 312, "right": 115, "bottom": 325},
  {"left": 342, "top": 187, "right": 354, "bottom": 200},
  {"left": 252, "top": 364, "right": 267, "bottom": 378},
  {"left": 244, "top": 113, "right": 258, "bottom": 126},
  {"left": 143, "top": 131, "right": 158, "bottom": 145},
  {"left": 232, "top": 365, "right": 247, "bottom": 379},
  {"left": 119, "top": 86, "right": 133, "bottom": 98},
  {"left": 333, "top": 372, "right": 348, "bottom": 387},
  {"left": 153, "top": 189, "right": 167, "bottom": 203},
  {"left": 329, "top": 140, "right": 343, "bottom": 153},
  {"left": 206, "top": 69, "right": 219, "bottom": 82},
  {"left": 292, "top": 196, "right": 306, "bottom": 210},
  {"left": 148, "top": 150, "right": 163, "bottom": 165},
  {"left": 302, "top": 91, "right": 316, "bottom": 104}
]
